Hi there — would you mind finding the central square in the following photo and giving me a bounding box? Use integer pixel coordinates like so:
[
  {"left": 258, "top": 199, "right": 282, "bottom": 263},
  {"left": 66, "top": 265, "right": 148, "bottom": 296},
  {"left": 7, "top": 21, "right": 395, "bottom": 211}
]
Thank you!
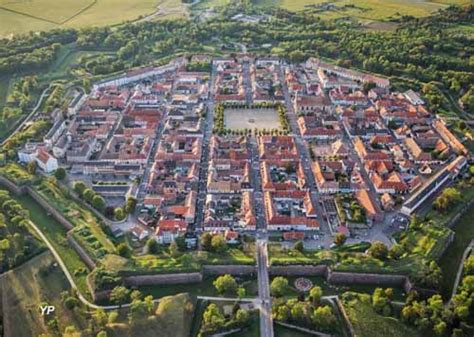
[{"left": 224, "top": 107, "right": 281, "bottom": 130}]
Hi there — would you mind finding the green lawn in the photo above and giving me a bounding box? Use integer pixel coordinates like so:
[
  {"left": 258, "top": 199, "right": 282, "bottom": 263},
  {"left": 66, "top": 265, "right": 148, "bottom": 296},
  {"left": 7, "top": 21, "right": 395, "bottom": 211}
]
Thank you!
[
  {"left": 0, "top": 75, "right": 10, "bottom": 108},
  {"left": 342, "top": 293, "right": 423, "bottom": 337},
  {"left": 16, "top": 192, "right": 91, "bottom": 297},
  {"left": 439, "top": 205, "right": 474, "bottom": 299},
  {"left": 274, "top": 324, "right": 313, "bottom": 337},
  {"left": 0, "top": 252, "right": 90, "bottom": 337},
  {"left": 35, "top": 178, "right": 116, "bottom": 256},
  {"left": 102, "top": 246, "right": 255, "bottom": 274},
  {"left": 134, "top": 276, "right": 258, "bottom": 300},
  {"left": 230, "top": 313, "right": 260, "bottom": 337}
]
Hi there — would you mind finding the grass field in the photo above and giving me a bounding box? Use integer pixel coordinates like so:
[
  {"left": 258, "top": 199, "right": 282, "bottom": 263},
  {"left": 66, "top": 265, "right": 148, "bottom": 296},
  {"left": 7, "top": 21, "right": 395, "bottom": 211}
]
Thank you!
[
  {"left": 342, "top": 293, "right": 423, "bottom": 337},
  {"left": 274, "top": 324, "right": 314, "bottom": 337},
  {"left": 0, "top": 0, "right": 183, "bottom": 37},
  {"left": 134, "top": 276, "right": 258, "bottom": 300},
  {"left": 0, "top": 75, "right": 11, "bottom": 108},
  {"left": 0, "top": 252, "right": 90, "bottom": 337},
  {"left": 439, "top": 205, "right": 474, "bottom": 299},
  {"left": 195, "top": 0, "right": 469, "bottom": 20},
  {"left": 257, "top": 0, "right": 470, "bottom": 20},
  {"left": 35, "top": 178, "right": 116, "bottom": 254},
  {"left": 15, "top": 192, "right": 91, "bottom": 296},
  {"left": 0, "top": 0, "right": 470, "bottom": 36}
]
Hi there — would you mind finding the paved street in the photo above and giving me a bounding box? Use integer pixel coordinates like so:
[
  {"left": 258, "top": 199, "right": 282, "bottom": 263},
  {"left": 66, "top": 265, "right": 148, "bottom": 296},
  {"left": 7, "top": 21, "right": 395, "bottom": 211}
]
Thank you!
[
  {"left": 279, "top": 65, "right": 330, "bottom": 235},
  {"left": 257, "top": 239, "right": 274, "bottom": 337},
  {"left": 194, "top": 62, "right": 217, "bottom": 231}
]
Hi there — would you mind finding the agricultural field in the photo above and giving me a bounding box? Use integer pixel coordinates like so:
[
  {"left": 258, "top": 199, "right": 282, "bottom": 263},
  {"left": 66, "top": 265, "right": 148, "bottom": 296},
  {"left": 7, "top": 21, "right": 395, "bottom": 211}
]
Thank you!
[
  {"left": 255, "top": 0, "right": 471, "bottom": 20},
  {"left": 193, "top": 0, "right": 470, "bottom": 20},
  {"left": 0, "top": 0, "right": 185, "bottom": 37}
]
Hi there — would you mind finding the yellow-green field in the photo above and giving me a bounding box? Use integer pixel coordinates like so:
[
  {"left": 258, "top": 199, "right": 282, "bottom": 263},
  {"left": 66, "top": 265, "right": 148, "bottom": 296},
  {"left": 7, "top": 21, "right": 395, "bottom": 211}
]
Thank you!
[
  {"left": 198, "top": 0, "right": 470, "bottom": 20},
  {"left": 259, "top": 0, "right": 470, "bottom": 19},
  {"left": 0, "top": 0, "right": 186, "bottom": 37},
  {"left": 0, "top": 0, "right": 470, "bottom": 36}
]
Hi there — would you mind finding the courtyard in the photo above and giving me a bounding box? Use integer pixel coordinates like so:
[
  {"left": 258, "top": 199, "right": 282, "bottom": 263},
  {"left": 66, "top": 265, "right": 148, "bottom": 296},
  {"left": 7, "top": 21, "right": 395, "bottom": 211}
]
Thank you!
[{"left": 224, "top": 108, "right": 281, "bottom": 130}]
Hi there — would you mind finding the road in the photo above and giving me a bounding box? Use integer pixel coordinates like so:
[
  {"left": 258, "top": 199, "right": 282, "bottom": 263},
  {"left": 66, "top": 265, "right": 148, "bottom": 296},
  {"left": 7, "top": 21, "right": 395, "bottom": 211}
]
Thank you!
[
  {"left": 194, "top": 62, "right": 217, "bottom": 230},
  {"left": 257, "top": 239, "right": 274, "bottom": 337},
  {"left": 279, "top": 64, "right": 329, "bottom": 234}
]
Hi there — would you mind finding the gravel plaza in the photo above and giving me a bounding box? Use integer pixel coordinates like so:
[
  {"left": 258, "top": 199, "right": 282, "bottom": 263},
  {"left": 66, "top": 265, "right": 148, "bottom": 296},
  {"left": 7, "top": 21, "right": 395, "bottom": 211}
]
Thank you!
[{"left": 224, "top": 107, "right": 281, "bottom": 130}]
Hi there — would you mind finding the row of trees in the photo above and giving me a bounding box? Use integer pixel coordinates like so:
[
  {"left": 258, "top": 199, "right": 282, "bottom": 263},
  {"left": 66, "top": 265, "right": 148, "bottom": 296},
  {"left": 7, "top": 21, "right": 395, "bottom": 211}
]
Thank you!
[
  {"left": 73, "top": 181, "right": 137, "bottom": 221},
  {"left": 73, "top": 181, "right": 107, "bottom": 213},
  {"left": 0, "top": 189, "right": 42, "bottom": 272}
]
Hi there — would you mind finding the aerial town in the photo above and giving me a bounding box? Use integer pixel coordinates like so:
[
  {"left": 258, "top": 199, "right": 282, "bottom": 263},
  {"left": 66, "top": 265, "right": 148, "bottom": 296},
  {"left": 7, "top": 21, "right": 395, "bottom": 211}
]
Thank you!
[
  {"left": 3, "top": 53, "right": 472, "bottom": 337},
  {"left": 0, "top": 2, "right": 472, "bottom": 336},
  {"left": 17, "top": 55, "right": 469, "bottom": 243}
]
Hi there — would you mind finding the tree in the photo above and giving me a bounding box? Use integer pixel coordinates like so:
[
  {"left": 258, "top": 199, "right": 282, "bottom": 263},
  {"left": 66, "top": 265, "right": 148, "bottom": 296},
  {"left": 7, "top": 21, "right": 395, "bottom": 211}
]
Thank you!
[
  {"left": 110, "top": 286, "right": 130, "bottom": 307},
  {"left": 202, "top": 303, "right": 225, "bottom": 332},
  {"left": 63, "top": 296, "right": 79, "bottom": 310},
  {"left": 200, "top": 232, "right": 212, "bottom": 251},
  {"left": 125, "top": 197, "right": 137, "bottom": 214},
  {"left": 389, "top": 243, "right": 404, "bottom": 259},
  {"left": 463, "top": 254, "right": 474, "bottom": 275},
  {"left": 271, "top": 277, "right": 289, "bottom": 297},
  {"left": 175, "top": 235, "right": 186, "bottom": 252},
  {"left": 146, "top": 238, "right": 159, "bottom": 254},
  {"left": 93, "top": 309, "right": 108, "bottom": 329},
  {"left": 291, "top": 302, "right": 307, "bottom": 322},
  {"left": 434, "top": 187, "right": 462, "bottom": 213},
  {"left": 293, "top": 240, "right": 304, "bottom": 253},
  {"left": 368, "top": 241, "right": 388, "bottom": 260},
  {"left": 117, "top": 243, "right": 130, "bottom": 258},
  {"left": 130, "top": 290, "right": 142, "bottom": 301},
  {"left": 144, "top": 295, "right": 154, "bottom": 314},
  {"left": 235, "top": 309, "right": 250, "bottom": 324},
  {"left": 54, "top": 167, "right": 66, "bottom": 180},
  {"left": 27, "top": 161, "right": 37, "bottom": 174},
  {"left": 274, "top": 304, "right": 291, "bottom": 321},
  {"left": 309, "top": 286, "right": 322, "bottom": 306},
  {"left": 108, "top": 311, "right": 119, "bottom": 324},
  {"left": 433, "top": 320, "right": 447, "bottom": 336},
  {"left": 83, "top": 188, "right": 95, "bottom": 202},
  {"left": 333, "top": 233, "right": 346, "bottom": 246},
  {"left": 114, "top": 207, "right": 126, "bottom": 221},
  {"left": 73, "top": 181, "right": 86, "bottom": 195},
  {"left": 211, "top": 234, "right": 227, "bottom": 253},
  {"left": 312, "top": 305, "right": 336, "bottom": 330},
  {"left": 213, "top": 274, "right": 238, "bottom": 295},
  {"left": 372, "top": 288, "right": 391, "bottom": 315},
  {"left": 92, "top": 194, "right": 106, "bottom": 212},
  {"left": 237, "top": 287, "right": 246, "bottom": 299}
]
